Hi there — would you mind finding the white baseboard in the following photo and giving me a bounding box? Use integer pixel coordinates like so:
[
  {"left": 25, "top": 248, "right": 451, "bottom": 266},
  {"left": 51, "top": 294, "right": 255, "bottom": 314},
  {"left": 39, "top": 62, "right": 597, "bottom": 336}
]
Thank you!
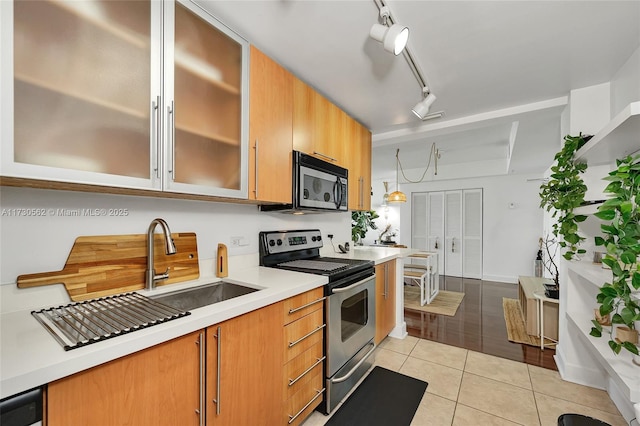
[{"left": 482, "top": 274, "right": 518, "bottom": 284}]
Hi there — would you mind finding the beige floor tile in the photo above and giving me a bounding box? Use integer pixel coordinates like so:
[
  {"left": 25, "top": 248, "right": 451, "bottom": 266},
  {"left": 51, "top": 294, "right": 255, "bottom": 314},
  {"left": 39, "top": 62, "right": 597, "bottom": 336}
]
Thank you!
[
  {"left": 300, "top": 410, "right": 328, "bottom": 426},
  {"left": 458, "top": 372, "right": 540, "bottom": 425},
  {"left": 410, "top": 393, "right": 456, "bottom": 426},
  {"left": 374, "top": 347, "right": 408, "bottom": 371},
  {"left": 379, "top": 335, "right": 420, "bottom": 354},
  {"left": 528, "top": 365, "right": 620, "bottom": 414},
  {"left": 535, "top": 392, "right": 628, "bottom": 426},
  {"left": 464, "top": 350, "right": 532, "bottom": 390},
  {"left": 453, "top": 404, "right": 523, "bottom": 426},
  {"left": 400, "top": 356, "right": 463, "bottom": 401},
  {"left": 410, "top": 338, "right": 468, "bottom": 370}
]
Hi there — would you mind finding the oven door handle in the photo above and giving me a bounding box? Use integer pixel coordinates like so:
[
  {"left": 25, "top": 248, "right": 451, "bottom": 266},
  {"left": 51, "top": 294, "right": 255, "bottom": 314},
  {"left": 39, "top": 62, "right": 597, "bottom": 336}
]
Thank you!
[
  {"left": 331, "top": 276, "right": 373, "bottom": 294},
  {"left": 330, "top": 341, "right": 376, "bottom": 384}
]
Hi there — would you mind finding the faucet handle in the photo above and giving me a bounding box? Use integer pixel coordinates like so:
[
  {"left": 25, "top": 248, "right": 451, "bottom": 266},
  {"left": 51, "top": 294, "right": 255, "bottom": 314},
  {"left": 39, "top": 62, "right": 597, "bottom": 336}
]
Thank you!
[{"left": 154, "top": 267, "right": 171, "bottom": 282}]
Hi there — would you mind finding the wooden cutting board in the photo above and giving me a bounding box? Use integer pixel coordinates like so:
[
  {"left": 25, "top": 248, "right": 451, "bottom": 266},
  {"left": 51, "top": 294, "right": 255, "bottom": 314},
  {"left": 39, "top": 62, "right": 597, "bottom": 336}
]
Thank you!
[{"left": 17, "top": 233, "right": 199, "bottom": 301}]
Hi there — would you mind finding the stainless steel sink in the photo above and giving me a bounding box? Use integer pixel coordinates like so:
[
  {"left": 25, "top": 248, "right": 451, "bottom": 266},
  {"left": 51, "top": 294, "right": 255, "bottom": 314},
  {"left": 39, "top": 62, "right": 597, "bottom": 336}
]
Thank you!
[{"left": 150, "top": 281, "right": 260, "bottom": 311}]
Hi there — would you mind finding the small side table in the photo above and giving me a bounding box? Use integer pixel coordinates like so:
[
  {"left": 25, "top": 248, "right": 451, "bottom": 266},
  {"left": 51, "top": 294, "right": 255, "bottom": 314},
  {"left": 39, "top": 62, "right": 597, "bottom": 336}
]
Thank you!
[{"left": 533, "top": 289, "right": 560, "bottom": 350}]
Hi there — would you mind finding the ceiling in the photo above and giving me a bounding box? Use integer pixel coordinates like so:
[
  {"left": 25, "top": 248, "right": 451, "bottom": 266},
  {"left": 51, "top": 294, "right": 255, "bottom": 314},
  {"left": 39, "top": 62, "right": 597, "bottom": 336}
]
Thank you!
[{"left": 198, "top": 0, "right": 640, "bottom": 180}]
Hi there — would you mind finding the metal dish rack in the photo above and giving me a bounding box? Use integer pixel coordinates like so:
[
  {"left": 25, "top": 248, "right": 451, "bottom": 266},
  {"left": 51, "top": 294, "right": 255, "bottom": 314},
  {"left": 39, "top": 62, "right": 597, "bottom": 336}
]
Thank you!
[{"left": 32, "top": 292, "right": 190, "bottom": 351}]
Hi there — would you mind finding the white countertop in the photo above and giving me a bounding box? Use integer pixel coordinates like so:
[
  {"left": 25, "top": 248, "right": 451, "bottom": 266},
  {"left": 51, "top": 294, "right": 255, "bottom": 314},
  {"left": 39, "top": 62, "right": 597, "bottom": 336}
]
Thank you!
[
  {"left": 0, "top": 246, "right": 416, "bottom": 399},
  {"left": 0, "top": 266, "right": 326, "bottom": 399},
  {"left": 328, "top": 245, "right": 420, "bottom": 265}
]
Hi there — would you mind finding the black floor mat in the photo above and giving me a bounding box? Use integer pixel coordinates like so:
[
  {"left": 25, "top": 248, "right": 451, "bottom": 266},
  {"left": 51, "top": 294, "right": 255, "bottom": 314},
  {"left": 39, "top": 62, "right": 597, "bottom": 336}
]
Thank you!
[{"left": 325, "top": 366, "right": 428, "bottom": 426}]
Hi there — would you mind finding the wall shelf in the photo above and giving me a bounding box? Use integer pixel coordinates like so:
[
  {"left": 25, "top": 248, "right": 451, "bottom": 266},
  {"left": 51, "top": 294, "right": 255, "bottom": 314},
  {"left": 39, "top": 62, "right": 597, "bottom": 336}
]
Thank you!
[
  {"left": 566, "top": 259, "right": 610, "bottom": 289},
  {"left": 574, "top": 101, "right": 640, "bottom": 166},
  {"left": 566, "top": 311, "right": 639, "bottom": 403}
]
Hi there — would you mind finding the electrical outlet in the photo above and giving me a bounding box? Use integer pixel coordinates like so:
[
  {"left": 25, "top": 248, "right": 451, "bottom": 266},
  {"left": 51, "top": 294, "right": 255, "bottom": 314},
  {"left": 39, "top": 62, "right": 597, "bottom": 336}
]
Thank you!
[{"left": 230, "top": 236, "right": 248, "bottom": 247}]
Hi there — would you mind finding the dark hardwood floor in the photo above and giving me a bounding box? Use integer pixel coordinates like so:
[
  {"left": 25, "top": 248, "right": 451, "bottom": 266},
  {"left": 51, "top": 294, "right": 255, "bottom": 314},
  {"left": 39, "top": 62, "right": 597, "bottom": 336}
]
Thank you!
[{"left": 404, "top": 275, "right": 558, "bottom": 370}]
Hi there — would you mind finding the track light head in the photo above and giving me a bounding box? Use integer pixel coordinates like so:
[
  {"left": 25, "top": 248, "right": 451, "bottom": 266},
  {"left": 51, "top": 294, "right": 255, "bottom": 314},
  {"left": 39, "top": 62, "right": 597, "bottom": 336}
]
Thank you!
[
  {"left": 412, "top": 93, "right": 437, "bottom": 119},
  {"left": 369, "top": 6, "right": 409, "bottom": 55}
]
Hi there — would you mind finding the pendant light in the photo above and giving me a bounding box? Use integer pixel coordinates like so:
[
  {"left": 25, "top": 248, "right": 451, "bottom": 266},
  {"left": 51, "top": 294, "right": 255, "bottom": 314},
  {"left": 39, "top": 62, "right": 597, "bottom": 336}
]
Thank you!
[{"left": 388, "top": 149, "right": 407, "bottom": 203}]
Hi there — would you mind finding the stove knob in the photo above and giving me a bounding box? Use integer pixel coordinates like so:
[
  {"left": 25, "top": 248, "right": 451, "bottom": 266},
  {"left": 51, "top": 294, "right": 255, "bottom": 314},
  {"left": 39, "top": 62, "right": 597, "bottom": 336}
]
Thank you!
[
  {"left": 277, "top": 239, "right": 283, "bottom": 246},
  {"left": 268, "top": 239, "right": 275, "bottom": 247},
  {"left": 311, "top": 236, "right": 317, "bottom": 242},
  {"left": 317, "top": 235, "right": 322, "bottom": 241}
]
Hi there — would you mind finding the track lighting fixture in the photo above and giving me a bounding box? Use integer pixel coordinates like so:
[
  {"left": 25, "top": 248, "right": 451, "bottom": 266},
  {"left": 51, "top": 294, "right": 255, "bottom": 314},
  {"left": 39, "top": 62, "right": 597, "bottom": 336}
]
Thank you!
[
  {"left": 369, "top": 6, "right": 409, "bottom": 56},
  {"left": 412, "top": 88, "right": 437, "bottom": 119}
]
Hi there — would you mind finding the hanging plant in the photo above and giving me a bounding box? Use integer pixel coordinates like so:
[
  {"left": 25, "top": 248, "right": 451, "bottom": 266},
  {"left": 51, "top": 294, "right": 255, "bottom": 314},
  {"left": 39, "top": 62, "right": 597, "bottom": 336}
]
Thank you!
[
  {"left": 539, "top": 134, "right": 590, "bottom": 260},
  {"left": 590, "top": 155, "right": 640, "bottom": 356}
]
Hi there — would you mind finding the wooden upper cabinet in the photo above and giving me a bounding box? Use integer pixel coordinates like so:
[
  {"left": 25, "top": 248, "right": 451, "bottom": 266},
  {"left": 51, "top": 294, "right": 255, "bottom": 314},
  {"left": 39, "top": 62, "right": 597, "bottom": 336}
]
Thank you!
[
  {"left": 293, "top": 77, "right": 345, "bottom": 167},
  {"left": 47, "top": 331, "right": 203, "bottom": 426},
  {"left": 248, "top": 46, "right": 293, "bottom": 203},
  {"left": 346, "top": 117, "right": 372, "bottom": 211}
]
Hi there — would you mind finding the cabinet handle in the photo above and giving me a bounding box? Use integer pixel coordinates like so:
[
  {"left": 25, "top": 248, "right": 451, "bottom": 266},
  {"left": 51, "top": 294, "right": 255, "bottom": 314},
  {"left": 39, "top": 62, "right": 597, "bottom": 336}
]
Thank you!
[
  {"left": 359, "top": 176, "right": 364, "bottom": 209},
  {"left": 168, "top": 101, "right": 175, "bottom": 180},
  {"left": 288, "top": 356, "right": 325, "bottom": 387},
  {"left": 384, "top": 263, "right": 388, "bottom": 299},
  {"left": 288, "top": 297, "right": 326, "bottom": 315},
  {"left": 288, "top": 388, "right": 325, "bottom": 424},
  {"left": 253, "top": 139, "right": 259, "bottom": 199},
  {"left": 452, "top": 238, "right": 455, "bottom": 253},
  {"left": 196, "top": 331, "right": 205, "bottom": 426},
  {"left": 312, "top": 151, "right": 336, "bottom": 162},
  {"left": 213, "top": 326, "right": 221, "bottom": 415},
  {"left": 152, "top": 96, "right": 161, "bottom": 179},
  {"left": 288, "top": 324, "right": 325, "bottom": 348}
]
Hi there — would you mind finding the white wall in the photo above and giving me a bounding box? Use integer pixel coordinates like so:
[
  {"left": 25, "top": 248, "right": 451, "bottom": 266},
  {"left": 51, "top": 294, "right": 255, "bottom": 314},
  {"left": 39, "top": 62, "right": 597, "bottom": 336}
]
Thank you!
[
  {"left": 395, "top": 172, "right": 544, "bottom": 284},
  {"left": 0, "top": 187, "right": 350, "bottom": 287},
  {"left": 610, "top": 46, "right": 640, "bottom": 117}
]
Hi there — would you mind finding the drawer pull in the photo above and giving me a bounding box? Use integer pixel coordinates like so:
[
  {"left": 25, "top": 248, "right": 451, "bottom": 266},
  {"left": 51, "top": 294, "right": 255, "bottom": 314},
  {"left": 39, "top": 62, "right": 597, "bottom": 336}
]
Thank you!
[
  {"left": 288, "top": 297, "right": 326, "bottom": 314},
  {"left": 288, "top": 356, "right": 326, "bottom": 387},
  {"left": 288, "top": 388, "right": 325, "bottom": 424},
  {"left": 288, "top": 324, "right": 326, "bottom": 348}
]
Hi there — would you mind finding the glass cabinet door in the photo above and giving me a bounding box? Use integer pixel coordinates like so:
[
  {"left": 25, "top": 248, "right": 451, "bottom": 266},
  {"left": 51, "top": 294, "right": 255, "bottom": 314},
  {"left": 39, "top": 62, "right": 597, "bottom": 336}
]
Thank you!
[
  {"left": 9, "top": 0, "right": 157, "bottom": 187},
  {"left": 165, "top": 1, "right": 248, "bottom": 197}
]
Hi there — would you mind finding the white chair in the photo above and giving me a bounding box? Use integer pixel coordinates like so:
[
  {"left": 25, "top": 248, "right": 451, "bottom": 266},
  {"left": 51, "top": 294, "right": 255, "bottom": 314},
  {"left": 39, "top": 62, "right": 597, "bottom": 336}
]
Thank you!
[{"left": 403, "top": 252, "right": 439, "bottom": 305}]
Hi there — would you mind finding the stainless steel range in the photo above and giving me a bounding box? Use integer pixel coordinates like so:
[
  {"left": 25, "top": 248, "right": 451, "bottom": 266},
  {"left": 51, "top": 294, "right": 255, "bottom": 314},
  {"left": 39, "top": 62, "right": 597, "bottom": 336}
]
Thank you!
[{"left": 259, "top": 229, "right": 376, "bottom": 414}]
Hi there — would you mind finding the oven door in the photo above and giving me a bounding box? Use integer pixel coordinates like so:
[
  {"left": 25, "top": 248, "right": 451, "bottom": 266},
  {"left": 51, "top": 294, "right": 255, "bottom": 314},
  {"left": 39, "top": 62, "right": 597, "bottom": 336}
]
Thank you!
[{"left": 326, "top": 273, "right": 376, "bottom": 377}]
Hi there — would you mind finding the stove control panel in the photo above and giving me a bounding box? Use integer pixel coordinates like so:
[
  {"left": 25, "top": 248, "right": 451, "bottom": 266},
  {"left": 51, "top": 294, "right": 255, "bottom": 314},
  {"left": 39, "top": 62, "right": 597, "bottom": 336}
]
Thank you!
[{"left": 261, "top": 229, "right": 323, "bottom": 254}]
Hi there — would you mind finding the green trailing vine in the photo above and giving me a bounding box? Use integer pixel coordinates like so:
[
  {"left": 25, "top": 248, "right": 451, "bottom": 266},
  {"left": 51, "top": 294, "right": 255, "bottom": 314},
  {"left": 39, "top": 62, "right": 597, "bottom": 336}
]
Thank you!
[
  {"left": 539, "top": 134, "right": 590, "bottom": 260},
  {"left": 589, "top": 155, "right": 640, "bottom": 356}
]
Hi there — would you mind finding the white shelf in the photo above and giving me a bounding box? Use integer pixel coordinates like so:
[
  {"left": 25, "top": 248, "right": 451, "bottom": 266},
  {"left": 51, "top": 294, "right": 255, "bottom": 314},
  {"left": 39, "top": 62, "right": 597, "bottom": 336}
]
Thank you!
[
  {"left": 573, "top": 201, "right": 606, "bottom": 215},
  {"left": 566, "top": 259, "right": 610, "bottom": 288},
  {"left": 575, "top": 101, "right": 640, "bottom": 166},
  {"left": 566, "top": 311, "right": 640, "bottom": 403}
]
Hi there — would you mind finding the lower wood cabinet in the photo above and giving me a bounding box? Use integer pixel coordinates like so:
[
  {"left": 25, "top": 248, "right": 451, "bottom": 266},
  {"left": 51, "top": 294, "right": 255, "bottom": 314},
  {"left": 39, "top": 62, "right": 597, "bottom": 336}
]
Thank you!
[
  {"left": 281, "top": 287, "right": 325, "bottom": 426},
  {"left": 47, "top": 331, "right": 203, "bottom": 426},
  {"left": 46, "top": 288, "right": 326, "bottom": 426},
  {"left": 375, "top": 260, "right": 396, "bottom": 345},
  {"left": 206, "top": 301, "right": 282, "bottom": 426}
]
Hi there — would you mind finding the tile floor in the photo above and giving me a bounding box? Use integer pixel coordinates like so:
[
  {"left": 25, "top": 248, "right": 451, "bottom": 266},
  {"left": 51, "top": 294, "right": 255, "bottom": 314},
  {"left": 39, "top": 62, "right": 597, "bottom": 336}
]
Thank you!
[{"left": 302, "top": 336, "right": 629, "bottom": 426}]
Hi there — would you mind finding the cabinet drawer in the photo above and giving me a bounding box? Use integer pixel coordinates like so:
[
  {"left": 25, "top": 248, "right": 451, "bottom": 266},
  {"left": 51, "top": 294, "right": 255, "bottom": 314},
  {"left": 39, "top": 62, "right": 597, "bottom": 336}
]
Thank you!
[
  {"left": 283, "top": 309, "right": 324, "bottom": 363},
  {"left": 284, "top": 372, "right": 324, "bottom": 426},
  {"left": 283, "top": 341, "right": 324, "bottom": 401},
  {"left": 283, "top": 287, "right": 324, "bottom": 325}
]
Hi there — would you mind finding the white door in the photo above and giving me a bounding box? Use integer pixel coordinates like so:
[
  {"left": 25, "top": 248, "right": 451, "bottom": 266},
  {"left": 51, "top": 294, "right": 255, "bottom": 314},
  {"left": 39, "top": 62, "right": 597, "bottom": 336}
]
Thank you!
[
  {"left": 411, "top": 192, "right": 428, "bottom": 251},
  {"left": 427, "top": 191, "right": 445, "bottom": 272},
  {"left": 445, "top": 190, "right": 463, "bottom": 277},
  {"left": 463, "top": 189, "right": 483, "bottom": 279}
]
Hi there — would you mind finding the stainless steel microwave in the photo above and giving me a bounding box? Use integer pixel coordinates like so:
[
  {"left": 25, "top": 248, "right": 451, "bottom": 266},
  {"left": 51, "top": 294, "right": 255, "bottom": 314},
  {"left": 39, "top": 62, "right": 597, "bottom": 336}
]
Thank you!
[{"left": 261, "top": 151, "right": 348, "bottom": 213}]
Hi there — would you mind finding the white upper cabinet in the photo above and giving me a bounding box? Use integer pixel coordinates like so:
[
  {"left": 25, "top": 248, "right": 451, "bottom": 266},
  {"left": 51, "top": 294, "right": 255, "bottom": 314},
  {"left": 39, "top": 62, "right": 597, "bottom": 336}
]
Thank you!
[{"left": 1, "top": 0, "right": 248, "bottom": 198}]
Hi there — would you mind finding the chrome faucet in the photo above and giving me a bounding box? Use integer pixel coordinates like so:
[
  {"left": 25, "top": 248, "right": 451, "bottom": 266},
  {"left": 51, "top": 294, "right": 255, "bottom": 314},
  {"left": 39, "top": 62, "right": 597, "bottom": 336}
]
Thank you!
[{"left": 146, "top": 218, "right": 177, "bottom": 290}]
